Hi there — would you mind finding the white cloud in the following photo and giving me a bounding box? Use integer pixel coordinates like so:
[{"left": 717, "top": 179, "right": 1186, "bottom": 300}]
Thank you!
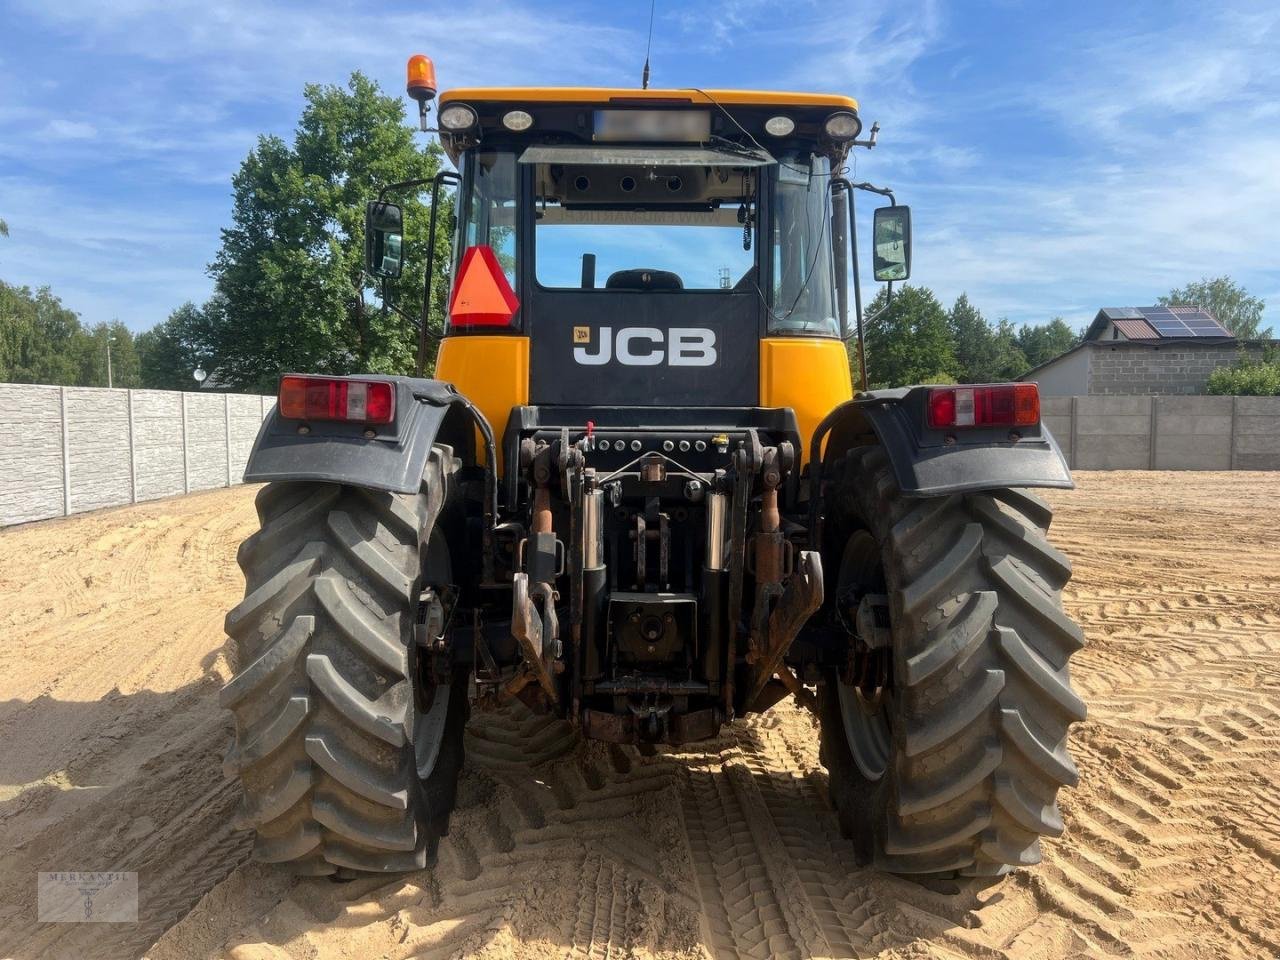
[{"left": 39, "top": 119, "right": 97, "bottom": 140}]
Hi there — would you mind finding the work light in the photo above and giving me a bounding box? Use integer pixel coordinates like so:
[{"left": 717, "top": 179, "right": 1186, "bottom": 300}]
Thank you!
[
  {"left": 823, "top": 111, "right": 862, "bottom": 140},
  {"left": 502, "top": 110, "right": 534, "bottom": 131},
  {"left": 439, "top": 104, "right": 478, "bottom": 132},
  {"left": 764, "top": 115, "right": 795, "bottom": 136}
]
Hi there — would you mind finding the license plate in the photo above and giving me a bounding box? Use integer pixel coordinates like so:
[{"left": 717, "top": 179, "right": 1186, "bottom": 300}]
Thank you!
[{"left": 593, "top": 110, "right": 711, "bottom": 142}]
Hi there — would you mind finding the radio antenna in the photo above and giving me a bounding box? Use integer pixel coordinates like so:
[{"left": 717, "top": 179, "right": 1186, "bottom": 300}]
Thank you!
[{"left": 641, "top": 0, "right": 655, "bottom": 89}]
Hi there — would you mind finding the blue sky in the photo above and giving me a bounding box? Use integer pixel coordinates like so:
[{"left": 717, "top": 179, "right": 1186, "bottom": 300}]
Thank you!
[{"left": 1, "top": 0, "right": 1277, "bottom": 333}]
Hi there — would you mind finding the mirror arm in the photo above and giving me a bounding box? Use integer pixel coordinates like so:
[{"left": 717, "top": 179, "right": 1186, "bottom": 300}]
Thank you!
[
  {"left": 848, "top": 180, "right": 897, "bottom": 206},
  {"left": 418, "top": 169, "right": 461, "bottom": 377},
  {"left": 378, "top": 177, "right": 435, "bottom": 202},
  {"left": 362, "top": 272, "right": 421, "bottom": 328}
]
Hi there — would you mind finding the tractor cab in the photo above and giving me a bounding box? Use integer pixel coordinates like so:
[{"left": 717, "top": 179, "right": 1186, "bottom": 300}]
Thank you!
[{"left": 367, "top": 83, "right": 912, "bottom": 465}]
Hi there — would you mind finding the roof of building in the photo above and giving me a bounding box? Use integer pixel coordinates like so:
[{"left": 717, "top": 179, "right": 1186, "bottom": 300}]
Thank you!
[
  {"left": 1111, "top": 318, "right": 1160, "bottom": 340},
  {"left": 1086, "top": 305, "right": 1233, "bottom": 342}
]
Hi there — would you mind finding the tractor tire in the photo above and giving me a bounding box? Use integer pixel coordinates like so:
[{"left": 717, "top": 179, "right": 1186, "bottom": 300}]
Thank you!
[
  {"left": 221, "top": 446, "right": 468, "bottom": 877},
  {"left": 819, "top": 445, "right": 1086, "bottom": 877}
]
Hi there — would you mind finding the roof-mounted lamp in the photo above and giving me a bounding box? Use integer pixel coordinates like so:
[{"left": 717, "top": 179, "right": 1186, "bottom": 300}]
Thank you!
[{"left": 406, "top": 54, "right": 437, "bottom": 132}]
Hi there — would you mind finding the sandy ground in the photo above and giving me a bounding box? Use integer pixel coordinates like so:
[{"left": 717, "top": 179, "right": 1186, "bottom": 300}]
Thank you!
[{"left": 1, "top": 472, "right": 1278, "bottom": 960}]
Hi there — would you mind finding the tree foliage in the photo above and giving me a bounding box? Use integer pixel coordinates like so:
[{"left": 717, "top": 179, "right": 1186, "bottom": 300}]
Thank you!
[
  {"left": 1014, "top": 317, "right": 1080, "bottom": 370},
  {"left": 0, "top": 281, "right": 146, "bottom": 387},
  {"left": 861, "top": 287, "right": 1093, "bottom": 388},
  {"left": 864, "top": 285, "right": 958, "bottom": 387},
  {"left": 1206, "top": 345, "right": 1280, "bottom": 396},
  {"left": 207, "top": 72, "right": 446, "bottom": 391},
  {"left": 135, "top": 300, "right": 219, "bottom": 390},
  {"left": 947, "top": 294, "right": 1028, "bottom": 383},
  {"left": 1160, "top": 276, "right": 1271, "bottom": 340}
]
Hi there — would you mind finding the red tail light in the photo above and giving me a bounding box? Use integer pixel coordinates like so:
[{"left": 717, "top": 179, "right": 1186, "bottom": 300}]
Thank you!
[
  {"left": 927, "top": 384, "right": 1039, "bottom": 429},
  {"left": 278, "top": 376, "right": 395, "bottom": 424}
]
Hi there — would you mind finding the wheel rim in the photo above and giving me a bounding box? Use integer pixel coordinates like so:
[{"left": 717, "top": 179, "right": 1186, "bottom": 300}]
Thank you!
[{"left": 836, "top": 530, "right": 892, "bottom": 781}]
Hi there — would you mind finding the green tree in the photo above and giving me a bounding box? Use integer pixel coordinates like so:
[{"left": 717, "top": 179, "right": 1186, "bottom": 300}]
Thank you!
[
  {"left": 1159, "top": 276, "right": 1271, "bottom": 339},
  {"left": 947, "top": 294, "right": 1030, "bottom": 383},
  {"left": 77, "top": 320, "right": 141, "bottom": 388},
  {"left": 1015, "top": 317, "right": 1079, "bottom": 369},
  {"left": 209, "top": 72, "right": 445, "bottom": 391},
  {"left": 0, "top": 218, "right": 8, "bottom": 236},
  {"left": 0, "top": 281, "right": 86, "bottom": 384},
  {"left": 136, "top": 300, "right": 219, "bottom": 390},
  {"left": 0, "top": 279, "right": 35, "bottom": 380},
  {"left": 864, "top": 285, "right": 958, "bottom": 388}
]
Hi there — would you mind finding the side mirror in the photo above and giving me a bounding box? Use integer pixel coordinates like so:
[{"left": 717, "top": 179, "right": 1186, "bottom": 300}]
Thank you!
[
  {"left": 872, "top": 205, "right": 911, "bottom": 282},
  {"left": 365, "top": 200, "right": 404, "bottom": 279}
]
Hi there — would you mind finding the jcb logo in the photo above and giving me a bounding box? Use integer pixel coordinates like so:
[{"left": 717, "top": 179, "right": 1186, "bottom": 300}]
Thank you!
[{"left": 573, "top": 327, "right": 717, "bottom": 367}]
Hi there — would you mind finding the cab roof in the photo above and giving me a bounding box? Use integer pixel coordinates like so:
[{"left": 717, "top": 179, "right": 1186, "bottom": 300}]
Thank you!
[{"left": 439, "top": 87, "right": 859, "bottom": 111}]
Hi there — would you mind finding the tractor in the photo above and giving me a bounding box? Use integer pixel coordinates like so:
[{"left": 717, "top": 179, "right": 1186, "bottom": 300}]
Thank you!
[{"left": 221, "top": 54, "right": 1085, "bottom": 880}]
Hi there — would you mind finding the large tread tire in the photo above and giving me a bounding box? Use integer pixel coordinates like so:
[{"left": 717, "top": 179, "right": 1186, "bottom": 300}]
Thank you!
[
  {"left": 819, "top": 445, "right": 1086, "bottom": 877},
  {"left": 221, "top": 446, "right": 468, "bottom": 876}
]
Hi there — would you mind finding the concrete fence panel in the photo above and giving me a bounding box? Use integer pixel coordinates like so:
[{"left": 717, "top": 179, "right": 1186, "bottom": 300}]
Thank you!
[
  {"left": 65, "top": 388, "right": 133, "bottom": 515},
  {"left": 1154, "top": 396, "right": 1234, "bottom": 471},
  {"left": 0, "top": 384, "right": 64, "bottom": 526},
  {"left": 132, "top": 390, "right": 186, "bottom": 502},
  {"left": 1073, "top": 396, "right": 1152, "bottom": 470},
  {"left": 1040, "top": 397, "right": 1073, "bottom": 463},
  {"left": 1, "top": 384, "right": 273, "bottom": 527},
  {"left": 229, "top": 394, "right": 267, "bottom": 484},
  {"left": 1234, "top": 396, "right": 1280, "bottom": 470},
  {"left": 186, "top": 393, "right": 232, "bottom": 493}
]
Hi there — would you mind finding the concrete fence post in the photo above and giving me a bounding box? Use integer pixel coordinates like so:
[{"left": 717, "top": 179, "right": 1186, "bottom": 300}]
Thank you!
[
  {"left": 60, "top": 386, "right": 71, "bottom": 517},
  {"left": 181, "top": 392, "right": 190, "bottom": 495},
  {"left": 1068, "top": 396, "right": 1079, "bottom": 470},
  {"left": 224, "top": 394, "right": 233, "bottom": 487},
  {"left": 1149, "top": 396, "right": 1159, "bottom": 470},
  {"left": 1229, "top": 396, "right": 1238, "bottom": 471},
  {"left": 127, "top": 389, "right": 138, "bottom": 504}
]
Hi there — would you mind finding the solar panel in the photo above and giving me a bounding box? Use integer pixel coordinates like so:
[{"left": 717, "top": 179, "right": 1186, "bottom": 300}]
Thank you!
[
  {"left": 1137, "top": 306, "right": 1230, "bottom": 337},
  {"left": 1105, "top": 307, "right": 1144, "bottom": 320}
]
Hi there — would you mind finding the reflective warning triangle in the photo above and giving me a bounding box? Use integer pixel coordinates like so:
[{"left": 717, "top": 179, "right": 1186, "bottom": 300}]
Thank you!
[{"left": 448, "top": 245, "right": 520, "bottom": 327}]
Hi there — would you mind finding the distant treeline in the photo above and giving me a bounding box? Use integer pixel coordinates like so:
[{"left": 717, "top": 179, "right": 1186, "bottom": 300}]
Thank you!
[{"left": 861, "top": 286, "right": 1081, "bottom": 388}]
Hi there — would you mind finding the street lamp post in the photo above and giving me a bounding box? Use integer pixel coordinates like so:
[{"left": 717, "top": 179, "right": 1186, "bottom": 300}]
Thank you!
[{"left": 106, "top": 335, "right": 114, "bottom": 389}]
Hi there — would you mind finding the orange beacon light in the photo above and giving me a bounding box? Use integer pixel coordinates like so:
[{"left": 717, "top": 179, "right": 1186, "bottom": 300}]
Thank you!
[{"left": 406, "top": 55, "right": 437, "bottom": 130}]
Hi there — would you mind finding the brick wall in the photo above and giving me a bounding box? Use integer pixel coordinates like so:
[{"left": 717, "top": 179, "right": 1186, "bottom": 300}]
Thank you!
[{"left": 1087, "top": 342, "right": 1267, "bottom": 395}]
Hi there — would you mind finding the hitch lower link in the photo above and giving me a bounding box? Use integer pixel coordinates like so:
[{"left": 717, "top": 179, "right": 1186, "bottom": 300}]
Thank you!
[
  {"left": 508, "top": 443, "right": 566, "bottom": 704},
  {"left": 510, "top": 572, "right": 560, "bottom": 702},
  {"left": 742, "top": 445, "right": 825, "bottom": 714}
]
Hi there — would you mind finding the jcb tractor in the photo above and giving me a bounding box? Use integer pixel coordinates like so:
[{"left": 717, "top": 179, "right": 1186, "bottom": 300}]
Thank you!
[{"left": 222, "top": 54, "right": 1084, "bottom": 881}]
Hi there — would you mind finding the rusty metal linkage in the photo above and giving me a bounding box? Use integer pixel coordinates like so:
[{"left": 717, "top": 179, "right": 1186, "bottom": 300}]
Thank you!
[
  {"left": 744, "top": 549, "right": 824, "bottom": 712},
  {"left": 511, "top": 572, "right": 559, "bottom": 702}
]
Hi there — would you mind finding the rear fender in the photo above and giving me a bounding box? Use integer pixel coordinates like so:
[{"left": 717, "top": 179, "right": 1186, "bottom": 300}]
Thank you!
[
  {"left": 821, "top": 388, "right": 1072, "bottom": 497},
  {"left": 244, "top": 377, "right": 476, "bottom": 494}
]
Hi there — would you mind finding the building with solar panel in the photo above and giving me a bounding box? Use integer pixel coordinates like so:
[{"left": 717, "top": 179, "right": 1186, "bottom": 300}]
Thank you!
[{"left": 1020, "top": 305, "right": 1271, "bottom": 396}]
